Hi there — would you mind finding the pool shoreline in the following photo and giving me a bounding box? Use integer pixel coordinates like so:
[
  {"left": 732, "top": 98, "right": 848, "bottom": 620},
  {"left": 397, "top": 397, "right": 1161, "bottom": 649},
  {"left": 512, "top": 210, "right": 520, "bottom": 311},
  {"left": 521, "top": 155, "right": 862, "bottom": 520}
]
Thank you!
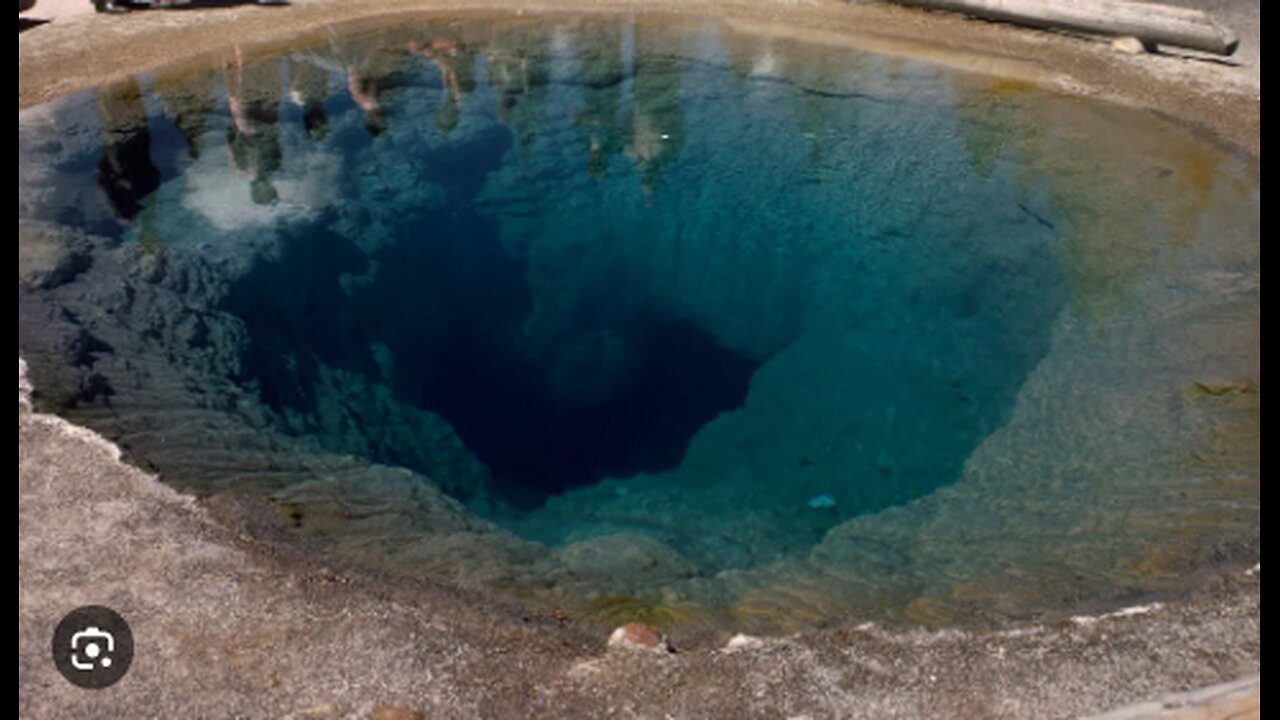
[
  {"left": 18, "top": 2, "right": 1260, "bottom": 718},
  {"left": 19, "top": 0, "right": 1260, "bottom": 156}
]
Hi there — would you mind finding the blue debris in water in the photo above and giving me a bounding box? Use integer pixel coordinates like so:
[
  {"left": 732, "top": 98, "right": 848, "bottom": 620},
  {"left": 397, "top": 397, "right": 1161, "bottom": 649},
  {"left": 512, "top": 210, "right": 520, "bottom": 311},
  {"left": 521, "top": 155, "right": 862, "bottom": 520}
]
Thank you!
[{"left": 807, "top": 494, "right": 837, "bottom": 510}]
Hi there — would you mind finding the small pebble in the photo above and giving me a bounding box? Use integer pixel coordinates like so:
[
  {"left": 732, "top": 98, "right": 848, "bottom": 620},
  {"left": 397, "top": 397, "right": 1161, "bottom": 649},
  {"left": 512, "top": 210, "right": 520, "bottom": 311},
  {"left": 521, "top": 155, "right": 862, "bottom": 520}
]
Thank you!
[
  {"left": 724, "top": 633, "right": 766, "bottom": 652},
  {"left": 607, "top": 622, "right": 673, "bottom": 653},
  {"left": 1111, "top": 36, "right": 1153, "bottom": 54}
]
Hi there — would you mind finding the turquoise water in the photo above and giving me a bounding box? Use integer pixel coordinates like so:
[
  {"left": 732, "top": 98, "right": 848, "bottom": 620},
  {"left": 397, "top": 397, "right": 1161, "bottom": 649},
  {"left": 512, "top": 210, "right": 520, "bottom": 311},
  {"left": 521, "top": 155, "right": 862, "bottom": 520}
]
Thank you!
[{"left": 19, "top": 16, "right": 1259, "bottom": 630}]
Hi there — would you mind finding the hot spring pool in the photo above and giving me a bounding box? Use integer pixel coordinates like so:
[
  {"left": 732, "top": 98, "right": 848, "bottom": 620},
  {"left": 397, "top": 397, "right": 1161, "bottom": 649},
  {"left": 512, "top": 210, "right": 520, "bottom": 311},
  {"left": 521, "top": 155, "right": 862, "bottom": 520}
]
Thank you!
[{"left": 18, "top": 14, "right": 1258, "bottom": 633}]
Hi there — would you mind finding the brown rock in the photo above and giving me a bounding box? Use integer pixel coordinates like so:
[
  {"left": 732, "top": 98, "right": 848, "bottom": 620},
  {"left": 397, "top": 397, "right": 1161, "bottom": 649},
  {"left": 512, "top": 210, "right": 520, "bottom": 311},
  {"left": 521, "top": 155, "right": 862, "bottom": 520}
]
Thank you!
[{"left": 367, "top": 702, "right": 425, "bottom": 720}]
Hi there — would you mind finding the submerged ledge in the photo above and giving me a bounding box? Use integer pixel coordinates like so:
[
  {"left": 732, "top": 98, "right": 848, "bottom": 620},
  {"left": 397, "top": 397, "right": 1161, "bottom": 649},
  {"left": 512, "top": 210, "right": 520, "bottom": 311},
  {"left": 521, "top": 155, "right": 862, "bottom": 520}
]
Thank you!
[{"left": 18, "top": 367, "right": 1262, "bottom": 716}]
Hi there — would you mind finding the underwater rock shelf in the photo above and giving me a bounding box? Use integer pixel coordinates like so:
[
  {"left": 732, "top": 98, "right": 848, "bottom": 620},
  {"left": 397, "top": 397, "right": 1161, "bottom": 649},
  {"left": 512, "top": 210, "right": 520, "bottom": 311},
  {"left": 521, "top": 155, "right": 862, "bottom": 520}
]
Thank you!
[{"left": 18, "top": 16, "right": 1259, "bottom": 633}]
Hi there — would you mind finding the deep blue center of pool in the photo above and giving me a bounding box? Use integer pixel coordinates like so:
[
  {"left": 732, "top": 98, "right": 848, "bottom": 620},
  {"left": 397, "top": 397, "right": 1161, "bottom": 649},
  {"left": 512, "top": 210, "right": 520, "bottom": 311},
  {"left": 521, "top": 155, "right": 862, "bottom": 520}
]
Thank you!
[{"left": 226, "top": 202, "right": 760, "bottom": 508}]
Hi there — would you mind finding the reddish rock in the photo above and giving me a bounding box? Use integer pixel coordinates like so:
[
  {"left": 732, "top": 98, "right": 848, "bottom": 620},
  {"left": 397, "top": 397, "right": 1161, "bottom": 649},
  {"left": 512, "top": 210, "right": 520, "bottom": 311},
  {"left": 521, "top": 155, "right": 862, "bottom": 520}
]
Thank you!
[{"left": 607, "top": 622, "right": 673, "bottom": 653}]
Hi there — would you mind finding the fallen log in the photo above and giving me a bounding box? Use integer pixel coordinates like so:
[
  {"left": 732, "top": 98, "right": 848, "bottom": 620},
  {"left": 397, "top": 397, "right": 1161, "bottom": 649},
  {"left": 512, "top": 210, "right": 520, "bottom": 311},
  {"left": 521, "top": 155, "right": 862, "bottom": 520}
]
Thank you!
[{"left": 893, "top": 0, "right": 1239, "bottom": 55}]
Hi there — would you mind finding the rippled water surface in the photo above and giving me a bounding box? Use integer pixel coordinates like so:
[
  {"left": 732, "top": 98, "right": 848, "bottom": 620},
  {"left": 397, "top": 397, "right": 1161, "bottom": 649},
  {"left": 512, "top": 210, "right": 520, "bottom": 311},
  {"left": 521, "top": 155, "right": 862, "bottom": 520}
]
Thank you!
[{"left": 19, "top": 15, "right": 1259, "bottom": 632}]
